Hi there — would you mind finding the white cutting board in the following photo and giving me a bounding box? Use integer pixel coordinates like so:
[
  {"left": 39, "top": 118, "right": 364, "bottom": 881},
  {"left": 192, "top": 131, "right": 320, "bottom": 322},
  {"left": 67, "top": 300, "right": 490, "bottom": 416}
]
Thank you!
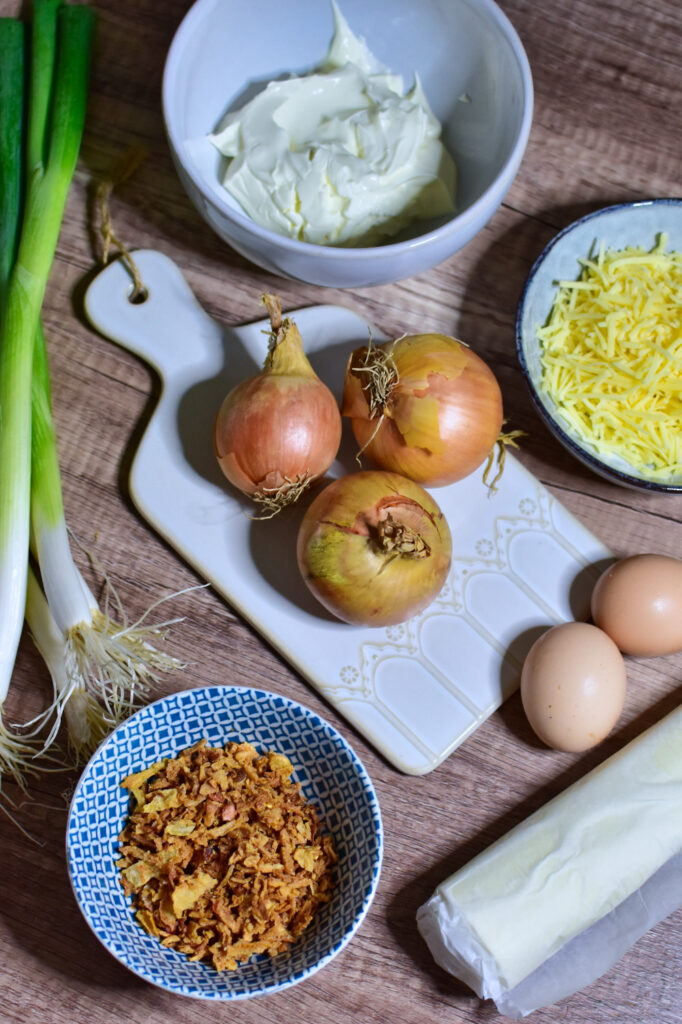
[{"left": 84, "top": 250, "right": 611, "bottom": 775}]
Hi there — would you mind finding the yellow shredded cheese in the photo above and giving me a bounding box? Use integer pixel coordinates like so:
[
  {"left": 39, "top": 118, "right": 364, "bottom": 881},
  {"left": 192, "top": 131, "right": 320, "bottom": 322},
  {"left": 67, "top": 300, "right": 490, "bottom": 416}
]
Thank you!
[{"left": 537, "top": 234, "right": 682, "bottom": 481}]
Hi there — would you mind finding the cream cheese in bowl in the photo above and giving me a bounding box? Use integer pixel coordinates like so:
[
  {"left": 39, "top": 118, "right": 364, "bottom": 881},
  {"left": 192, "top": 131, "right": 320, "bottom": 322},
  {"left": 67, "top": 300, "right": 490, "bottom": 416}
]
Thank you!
[
  {"left": 208, "top": 2, "right": 456, "bottom": 247},
  {"left": 162, "top": 0, "right": 533, "bottom": 286}
]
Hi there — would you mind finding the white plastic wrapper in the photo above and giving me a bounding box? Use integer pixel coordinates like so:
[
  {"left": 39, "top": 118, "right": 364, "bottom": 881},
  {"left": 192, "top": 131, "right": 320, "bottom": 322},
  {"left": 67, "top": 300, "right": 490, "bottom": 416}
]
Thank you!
[{"left": 417, "top": 704, "right": 682, "bottom": 1017}]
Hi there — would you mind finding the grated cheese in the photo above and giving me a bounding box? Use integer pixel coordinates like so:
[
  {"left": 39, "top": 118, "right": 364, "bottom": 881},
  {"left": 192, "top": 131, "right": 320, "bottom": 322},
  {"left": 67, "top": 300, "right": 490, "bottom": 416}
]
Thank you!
[{"left": 537, "top": 234, "right": 682, "bottom": 481}]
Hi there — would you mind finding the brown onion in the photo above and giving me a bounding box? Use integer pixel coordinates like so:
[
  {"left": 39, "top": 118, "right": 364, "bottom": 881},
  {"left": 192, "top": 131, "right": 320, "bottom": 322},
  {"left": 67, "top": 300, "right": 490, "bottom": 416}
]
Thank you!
[
  {"left": 342, "top": 333, "right": 504, "bottom": 486},
  {"left": 215, "top": 295, "right": 342, "bottom": 515},
  {"left": 297, "top": 470, "right": 452, "bottom": 627}
]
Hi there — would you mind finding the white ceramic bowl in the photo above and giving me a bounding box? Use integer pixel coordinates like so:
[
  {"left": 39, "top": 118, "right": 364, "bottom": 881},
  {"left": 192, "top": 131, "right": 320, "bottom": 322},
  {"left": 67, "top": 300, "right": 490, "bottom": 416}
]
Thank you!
[
  {"left": 516, "top": 199, "right": 682, "bottom": 493},
  {"left": 162, "top": 0, "right": 533, "bottom": 287}
]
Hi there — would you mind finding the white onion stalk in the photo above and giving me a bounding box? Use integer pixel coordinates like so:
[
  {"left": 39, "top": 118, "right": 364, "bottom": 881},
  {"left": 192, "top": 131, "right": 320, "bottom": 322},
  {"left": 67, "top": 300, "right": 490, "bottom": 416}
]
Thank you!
[
  {"left": 23, "top": 9, "right": 183, "bottom": 745},
  {"left": 0, "top": 4, "right": 94, "bottom": 786},
  {"left": 0, "top": 18, "right": 32, "bottom": 788},
  {"left": 32, "top": 324, "right": 185, "bottom": 724},
  {"left": 24, "top": 565, "right": 114, "bottom": 763},
  {"left": 0, "top": 4, "right": 184, "bottom": 789}
]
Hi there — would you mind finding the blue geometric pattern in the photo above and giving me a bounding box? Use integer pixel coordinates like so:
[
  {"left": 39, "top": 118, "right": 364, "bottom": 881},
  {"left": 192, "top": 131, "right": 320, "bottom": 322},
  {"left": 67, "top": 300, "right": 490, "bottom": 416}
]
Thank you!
[{"left": 66, "top": 686, "right": 383, "bottom": 999}]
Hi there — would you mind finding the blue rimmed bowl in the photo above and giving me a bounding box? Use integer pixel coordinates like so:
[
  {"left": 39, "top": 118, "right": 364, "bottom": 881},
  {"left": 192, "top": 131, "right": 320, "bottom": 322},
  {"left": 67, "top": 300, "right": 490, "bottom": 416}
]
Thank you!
[
  {"left": 516, "top": 199, "right": 682, "bottom": 492},
  {"left": 66, "top": 685, "right": 383, "bottom": 1000}
]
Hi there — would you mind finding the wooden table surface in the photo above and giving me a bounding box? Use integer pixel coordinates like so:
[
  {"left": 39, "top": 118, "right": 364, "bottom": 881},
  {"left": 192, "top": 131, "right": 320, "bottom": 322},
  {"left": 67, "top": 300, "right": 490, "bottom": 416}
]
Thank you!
[{"left": 2, "top": 1, "right": 681, "bottom": 1022}]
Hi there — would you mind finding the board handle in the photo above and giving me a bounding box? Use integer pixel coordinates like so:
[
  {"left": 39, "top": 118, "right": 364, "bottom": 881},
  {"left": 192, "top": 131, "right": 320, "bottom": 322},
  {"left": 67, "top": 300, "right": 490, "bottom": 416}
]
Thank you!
[{"left": 84, "top": 249, "right": 223, "bottom": 377}]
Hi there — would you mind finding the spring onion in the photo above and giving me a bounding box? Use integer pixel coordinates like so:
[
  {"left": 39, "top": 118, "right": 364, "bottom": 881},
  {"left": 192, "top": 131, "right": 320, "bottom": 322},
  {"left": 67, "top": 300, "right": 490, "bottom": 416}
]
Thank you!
[
  {"left": 1, "top": 1, "right": 184, "bottom": 777},
  {"left": 24, "top": 565, "right": 113, "bottom": 762},
  {"left": 0, "top": 15, "right": 38, "bottom": 786},
  {"left": 0, "top": 1, "right": 94, "bottom": 779},
  {"left": 30, "top": 317, "right": 185, "bottom": 760},
  {"left": 31, "top": 310, "right": 184, "bottom": 749}
]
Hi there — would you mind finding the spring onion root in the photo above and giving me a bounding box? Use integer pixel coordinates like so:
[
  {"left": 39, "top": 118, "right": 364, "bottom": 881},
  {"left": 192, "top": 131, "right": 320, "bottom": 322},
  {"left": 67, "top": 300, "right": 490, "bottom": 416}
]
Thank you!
[
  {"left": 24, "top": 565, "right": 114, "bottom": 763},
  {"left": 59, "top": 556, "right": 188, "bottom": 724}
]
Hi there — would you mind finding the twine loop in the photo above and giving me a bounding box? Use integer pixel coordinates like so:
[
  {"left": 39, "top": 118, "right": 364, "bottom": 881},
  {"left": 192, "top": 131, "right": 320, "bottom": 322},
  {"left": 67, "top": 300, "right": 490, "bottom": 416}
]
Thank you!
[{"left": 95, "top": 146, "right": 147, "bottom": 300}]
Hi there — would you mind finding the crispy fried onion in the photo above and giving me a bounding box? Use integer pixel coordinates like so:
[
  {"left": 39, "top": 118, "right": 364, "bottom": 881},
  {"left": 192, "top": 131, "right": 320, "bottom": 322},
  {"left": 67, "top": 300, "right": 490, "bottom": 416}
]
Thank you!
[{"left": 117, "top": 739, "right": 337, "bottom": 970}]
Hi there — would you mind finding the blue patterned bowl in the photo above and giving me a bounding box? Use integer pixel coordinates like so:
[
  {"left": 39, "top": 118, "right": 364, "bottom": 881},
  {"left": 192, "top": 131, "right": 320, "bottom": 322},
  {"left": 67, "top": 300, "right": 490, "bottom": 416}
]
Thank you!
[{"left": 66, "top": 686, "right": 383, "bottom": 999}]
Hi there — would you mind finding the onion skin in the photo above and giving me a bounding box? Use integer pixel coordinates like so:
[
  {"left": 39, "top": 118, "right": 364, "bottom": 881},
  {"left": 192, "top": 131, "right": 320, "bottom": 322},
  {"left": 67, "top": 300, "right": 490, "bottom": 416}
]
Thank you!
[
  {"left": 215, "top": 373, "right": 341, "bottom": 496},
  {"left": 297, "top": 471, "right": 452, "bottom": 627},
  {"left": 214, "top": 297, "right": 342, "bottom": 509},
  {"left": 342, "top": 333, "right": 503, "bottom": 486}
]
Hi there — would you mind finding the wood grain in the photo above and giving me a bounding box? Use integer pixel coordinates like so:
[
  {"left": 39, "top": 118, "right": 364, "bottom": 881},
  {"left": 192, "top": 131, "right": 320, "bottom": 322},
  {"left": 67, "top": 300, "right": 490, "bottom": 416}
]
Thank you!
[{"left": 1, "top": 1, "right": 681, "bottom": 1022}]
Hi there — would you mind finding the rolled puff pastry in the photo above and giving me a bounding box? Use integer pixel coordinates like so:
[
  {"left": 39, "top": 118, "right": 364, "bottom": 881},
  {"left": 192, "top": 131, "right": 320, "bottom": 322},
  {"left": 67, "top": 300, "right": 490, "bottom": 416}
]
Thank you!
[{"left": 417, "top": 704, "right": 682, "bottom": 1015}]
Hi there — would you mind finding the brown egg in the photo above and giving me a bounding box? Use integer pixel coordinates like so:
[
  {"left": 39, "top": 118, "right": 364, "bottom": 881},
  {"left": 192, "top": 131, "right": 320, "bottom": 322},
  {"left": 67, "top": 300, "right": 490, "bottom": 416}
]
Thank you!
[
  {"left": 521, "top": 622, "right": 627, "bottom": 752},
  {"left": 591, "top": 554, "right": 682, "bottom": 657}
]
